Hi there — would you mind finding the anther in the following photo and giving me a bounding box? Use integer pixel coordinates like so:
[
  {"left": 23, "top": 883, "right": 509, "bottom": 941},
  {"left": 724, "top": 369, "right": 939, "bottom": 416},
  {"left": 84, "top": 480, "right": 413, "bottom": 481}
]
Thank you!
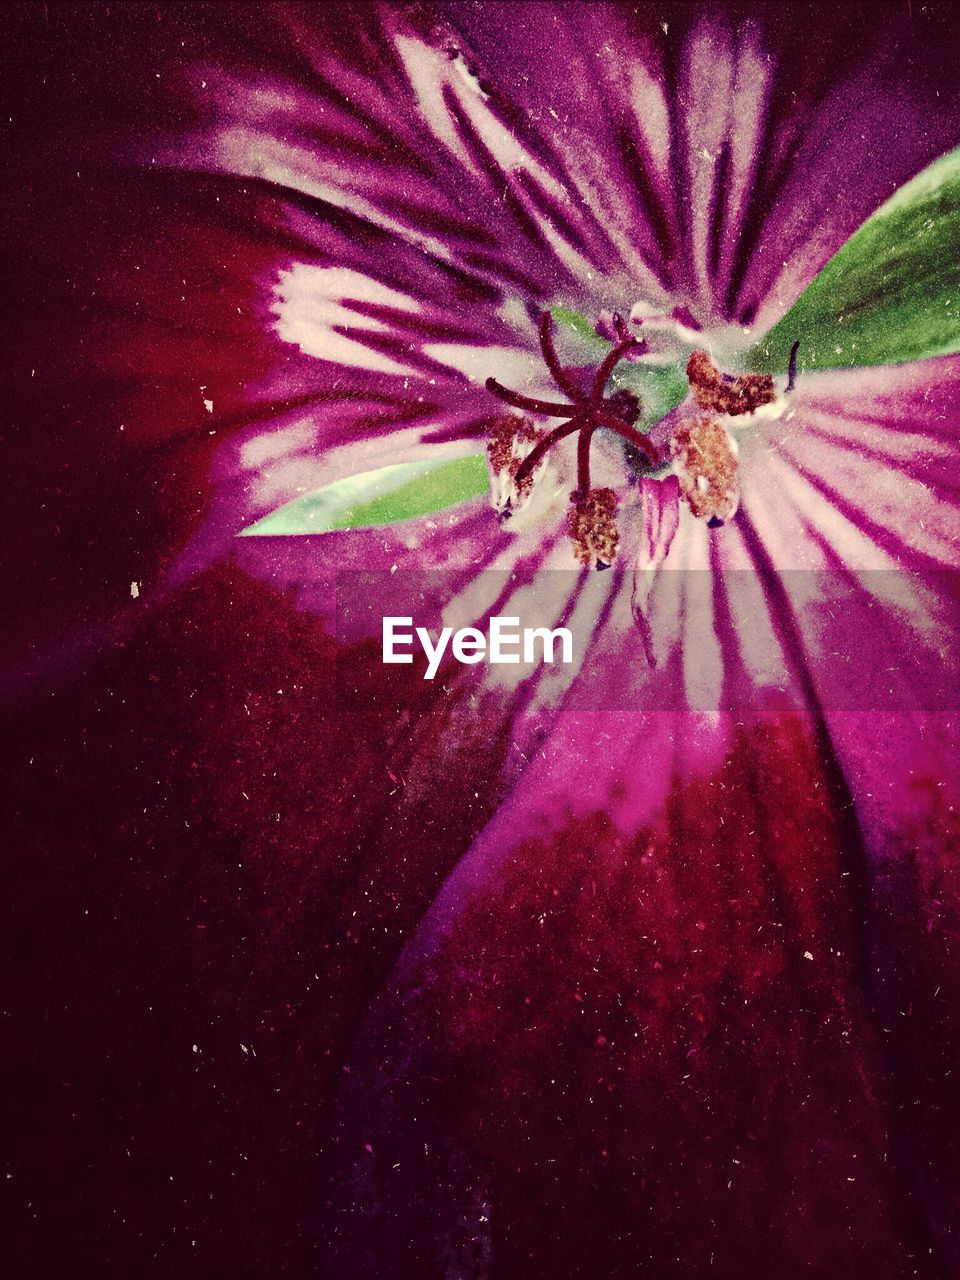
[
  {"left": 568, "top": 487, "right": 620, "bottom": 568},
  {"left": 486, "top": 415, "right": 545, "bottom": 519},
  {"left": 686, "top": 350, "right": 776, "bottom": 417},
  {"left": 670, "top": 414, "right": 740, "bottom": 523}
]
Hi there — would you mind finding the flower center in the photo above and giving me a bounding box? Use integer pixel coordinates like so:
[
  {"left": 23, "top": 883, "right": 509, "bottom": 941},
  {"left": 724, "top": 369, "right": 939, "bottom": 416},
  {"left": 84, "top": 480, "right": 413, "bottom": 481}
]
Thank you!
[
  {"left": 485, "top": 311, "right": 660, "bottom": 499},
  {"left": 483, "top": 310, "right": 796, "bottom": 565}
]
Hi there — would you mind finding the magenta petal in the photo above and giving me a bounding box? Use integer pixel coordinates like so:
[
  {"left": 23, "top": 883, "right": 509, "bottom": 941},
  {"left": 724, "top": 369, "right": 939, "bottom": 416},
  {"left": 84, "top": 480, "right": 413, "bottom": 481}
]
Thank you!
[
  {"left": 322, "top": 705, "right": 959, "bottom": 1274},
  {"left": 628, "top": 474, "right": 681, "bottom": 663}
]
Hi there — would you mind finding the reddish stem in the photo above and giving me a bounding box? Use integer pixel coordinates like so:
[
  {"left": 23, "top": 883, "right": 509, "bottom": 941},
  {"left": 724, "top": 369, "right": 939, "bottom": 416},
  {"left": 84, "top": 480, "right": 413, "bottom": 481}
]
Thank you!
[
  {"left": 591, "top": 408, "right": 660, "bottom": 463},
  {"left": 485, "top": 377, "right": 574, "bottom": 417},
  {"left": 591, "top": 337, "right": 639, "bottom": 400},
  {"left": 576, "top": 424, "right": 596, "bottom": 497},
  {"left": 514, "top": 414, "right": 585, "bottom": 485},
  {"left": 538, "top": 311, "right": 583, "bottom": 399}
]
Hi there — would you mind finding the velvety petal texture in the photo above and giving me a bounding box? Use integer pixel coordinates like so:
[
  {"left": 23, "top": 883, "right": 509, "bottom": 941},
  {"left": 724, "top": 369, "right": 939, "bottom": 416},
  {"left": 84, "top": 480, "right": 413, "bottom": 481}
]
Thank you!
[{"left": 4, "top": 3, "right": 960, "bottom": 1278}]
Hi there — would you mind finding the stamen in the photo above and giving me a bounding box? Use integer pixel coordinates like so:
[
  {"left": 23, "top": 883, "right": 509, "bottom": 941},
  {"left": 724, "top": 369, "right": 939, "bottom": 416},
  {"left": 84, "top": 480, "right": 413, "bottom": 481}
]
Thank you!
[
  {"left": 686, "top": 349, "right": 776, "bottom": 416},
  {"left": 670, "top": 414, "right": 740, "bottom": 523},
  {"left": 786, "top": 340, "right": 800, "bottom": 393},
  {"left": 576, "top": 423, "right": 595, "bottom": 497},
  {"left": 486, "top": 416, "right": 545, "bottom": 518},
  {"left": 487, "top": 415, "right": 541, "bottom": 476},
  {"left": 484, "top": 310, "right": 662, "bottom": 560},
  {"left": 568, "top": 487, "right": 619, "bottom": 568}
]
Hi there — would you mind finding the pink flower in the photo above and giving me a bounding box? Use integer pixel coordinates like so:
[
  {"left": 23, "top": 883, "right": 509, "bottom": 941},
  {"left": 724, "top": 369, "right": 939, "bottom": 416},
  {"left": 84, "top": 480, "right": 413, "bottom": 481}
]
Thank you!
[{"left": 7, "top": 3, "right": 960, "bottom": 1275}]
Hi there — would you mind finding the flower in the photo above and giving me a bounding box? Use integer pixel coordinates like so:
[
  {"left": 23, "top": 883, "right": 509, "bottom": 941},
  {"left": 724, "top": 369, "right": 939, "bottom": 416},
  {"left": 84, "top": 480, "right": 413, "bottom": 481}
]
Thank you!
[{"left": 8, "top": 3, "right": 960, "bottom": 1276}]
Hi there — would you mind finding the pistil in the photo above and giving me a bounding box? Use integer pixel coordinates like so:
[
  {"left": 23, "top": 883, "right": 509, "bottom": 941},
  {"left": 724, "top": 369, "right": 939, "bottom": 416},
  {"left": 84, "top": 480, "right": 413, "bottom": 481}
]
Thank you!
[
  {"left": 485, "top": 311, "right": 660, "bottom": 501},
  {"left": 486, "top": 307, "right": 803, "bottom": 563}
]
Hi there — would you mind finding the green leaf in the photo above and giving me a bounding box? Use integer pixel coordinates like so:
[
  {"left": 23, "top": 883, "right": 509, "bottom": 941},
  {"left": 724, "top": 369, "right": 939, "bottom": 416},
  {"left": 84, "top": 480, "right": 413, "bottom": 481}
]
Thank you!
[
  {"left": 748, "top": 145, "right": 960, "bottom": 373},
  {"left": 238, "top": 453, "right": 489, "bottom": 536},
  {"left": 610, "top": 362, "right": 689, "bottom": 430},
  {"left": 552, "top": 306, "right": 609, "bottom": 349}
]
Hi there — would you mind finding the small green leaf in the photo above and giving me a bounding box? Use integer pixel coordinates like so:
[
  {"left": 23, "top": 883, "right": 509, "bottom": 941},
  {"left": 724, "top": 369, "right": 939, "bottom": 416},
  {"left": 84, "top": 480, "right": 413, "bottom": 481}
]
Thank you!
[
  {"left": 238, "top": 453, "right": 489, "bottom": 536},
  {"left": 552, "top": 306, "right": 609, "bottom": 349},
  {"left": 610, "top": 362, "right": 689, "bottom": 430},
  {"left": 748, "top": 145, "right": 960, "bottom": 373}
]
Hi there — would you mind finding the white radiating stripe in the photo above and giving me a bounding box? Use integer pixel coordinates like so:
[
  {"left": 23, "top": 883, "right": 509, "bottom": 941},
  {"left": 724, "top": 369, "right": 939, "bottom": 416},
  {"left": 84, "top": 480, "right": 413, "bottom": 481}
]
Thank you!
[{"left": 272, "top": 264, "right": 421, "bottom": 374}]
